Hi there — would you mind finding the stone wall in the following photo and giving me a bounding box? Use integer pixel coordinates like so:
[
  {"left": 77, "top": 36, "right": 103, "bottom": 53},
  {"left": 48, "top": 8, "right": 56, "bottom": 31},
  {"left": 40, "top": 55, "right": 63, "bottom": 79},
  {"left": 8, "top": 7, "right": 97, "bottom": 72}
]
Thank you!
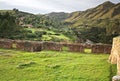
[
  {"left": 84, "top": 44, "right": 92, "bottom": 49},
  {"left": 15, "top": 40, "right": 33, "bottom": 51},
  {"left": 14, "top": 40, "right": 43, "bottom": 52},
  {"left": 109, "top": 37, "right": 120, "bottom": 77},
  {"left": 0, "top": 39, "right": 43, "bottom": 52},
  {"left": 32, "top": 42, "right": 43, "bottom": 52},
  {"left": 92, "top": 44, "right": 112, "bottom": 54},
  {"left": 68, "top": 44, "right": 84, "bottom": 52},
  {"left": 43, "top": 42, "right": 62, "bottom": 51},
  {"left": 0, "top": 39, "right": 112, "bottom": 54},
  {"left": 60, "top": 43, "right": 84, "bottom": 52},
  {"left": 0, "top": 39, "right": 13, "bottom": 49}
]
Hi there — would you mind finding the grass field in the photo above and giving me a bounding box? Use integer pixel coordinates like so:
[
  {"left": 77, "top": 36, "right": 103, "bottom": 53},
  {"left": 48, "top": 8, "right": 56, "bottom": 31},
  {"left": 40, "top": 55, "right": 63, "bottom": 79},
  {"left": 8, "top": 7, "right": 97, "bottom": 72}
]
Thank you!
[{"left": 0, "top": 49, "right": 116, "bottom": 81}]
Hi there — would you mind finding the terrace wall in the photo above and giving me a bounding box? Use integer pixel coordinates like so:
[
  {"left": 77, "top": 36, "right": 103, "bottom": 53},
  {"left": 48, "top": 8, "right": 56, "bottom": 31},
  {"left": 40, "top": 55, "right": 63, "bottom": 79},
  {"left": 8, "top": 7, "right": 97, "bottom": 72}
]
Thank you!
[
  {"left": 60, "top": 43, "right": 84, "bottom": 52},
  {"left": 43, "top": 42, "right": 62, "bottom": 51},
  {"left": 0, "top": 39, "right": 112, "bottom": 54},
  {"left": 92, "top": 44, "right": 112, "bottom": 54},
  {"left": 0, "top": 39, "right": 13, "bottom": 49},
  {"left": 68, "top": 44, "right": 84, "bottom": 52},
  {"left": 13, "top": 40, "right": 43, "bottom": 52}
]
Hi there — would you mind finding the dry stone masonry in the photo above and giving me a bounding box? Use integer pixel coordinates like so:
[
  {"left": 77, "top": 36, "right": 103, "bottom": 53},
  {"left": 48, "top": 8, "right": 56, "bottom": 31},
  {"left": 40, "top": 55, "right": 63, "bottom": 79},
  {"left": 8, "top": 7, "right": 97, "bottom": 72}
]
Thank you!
[
  {"left": 43, "top": 42, "right": 62, "bottom": 51},
  {"left": 92, "top": 44, "right": 112, "bottom": 54},
  {"left": 68, "top": 44, "right": 84, "bottom": 52},
  {"left": 0, "top": 39, "right": 112, "bottom": 54},
  {"left": 0, "top": 39, "right": 13, "bottom": 49},
  {"left": 14, "top": 40, "right": 43, "bottom": 52},
  {"left": 109, "top": 36, "right": 120, "bottom": 81}
]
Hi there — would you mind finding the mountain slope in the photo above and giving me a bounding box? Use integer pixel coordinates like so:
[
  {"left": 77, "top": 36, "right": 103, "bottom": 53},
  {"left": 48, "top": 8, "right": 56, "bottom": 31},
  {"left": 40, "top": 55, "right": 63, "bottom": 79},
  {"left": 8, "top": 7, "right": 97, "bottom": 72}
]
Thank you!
[
  {"left": 46, "top": 12, "right": 69, "bottom": 21},
  {"left": 102, "top": 3, "right": 120, "bottom": 18},
  {"left": 0, "top": 1, "right": 120, "bottom": 43},
  {"left": 65, "top": 1, "right": 120, "bottom": 24}
]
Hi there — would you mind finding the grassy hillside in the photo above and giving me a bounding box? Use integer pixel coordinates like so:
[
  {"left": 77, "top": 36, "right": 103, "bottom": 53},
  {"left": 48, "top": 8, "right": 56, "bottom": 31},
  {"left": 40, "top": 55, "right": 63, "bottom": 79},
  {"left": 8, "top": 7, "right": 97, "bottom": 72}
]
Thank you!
[
  {"left": 64, "top": 1, "right": 120, "bottom": 43},
  {"left": 24, "top": 28, "right": 72, "bottom": 41},
  {"left": 65, "top": 1, "right": 120, "bottom": 22},
  {"left": 0, "top": 10, "right": 74, "bottom": 42},
  {"left": 65, "top": 1, "right": 120, "bottom": 28},
  {"left": 0, "top": 10, "right": 15, "bottom": 14},
  {"left": 46, "top": 12, "right": 69, "bottom": 21},
  {"left": 0, "top": 48, "right": 116, "bottom": 81},
  {"left": 0, "top": 1, "right": 120, "bottom": 43}
]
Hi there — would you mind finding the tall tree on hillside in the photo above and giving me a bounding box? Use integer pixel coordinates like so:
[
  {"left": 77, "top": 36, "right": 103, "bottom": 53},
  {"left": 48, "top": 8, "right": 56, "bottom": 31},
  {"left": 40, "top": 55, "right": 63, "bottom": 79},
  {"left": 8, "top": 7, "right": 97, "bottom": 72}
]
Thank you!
[{"left": 0, "top": 12, "right": 20, "bottom": 38}]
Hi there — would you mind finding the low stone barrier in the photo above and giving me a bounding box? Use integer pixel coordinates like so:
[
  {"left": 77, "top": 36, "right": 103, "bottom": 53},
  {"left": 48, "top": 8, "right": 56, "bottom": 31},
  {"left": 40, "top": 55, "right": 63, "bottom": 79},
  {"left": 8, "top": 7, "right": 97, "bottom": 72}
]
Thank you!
[
  {"left": 84, "top": 44, "right": 92, "bottom": 49},
  {"left": 60, "top": 43, "right": 84, "bottom": 52},
  {"left": 0, "top": 39, "right": 112, "bottom": 54},
  {"left": 68, "top": 44, "right": 84, "bottom": 52},
  {"left": 32, "top": 42, "right": 43, "bottom": 52},
  {"left": 0, "top": 39, "right": 13, "bottom": 49},
  {"left": 14, "top": 40, "right": 43, "bottom": 52},
  {"left": 43, "top": 42, "right": 62, "bottom": 51},
  {"left": 92, "top": 44, "right": 112, "bottom": 54}
]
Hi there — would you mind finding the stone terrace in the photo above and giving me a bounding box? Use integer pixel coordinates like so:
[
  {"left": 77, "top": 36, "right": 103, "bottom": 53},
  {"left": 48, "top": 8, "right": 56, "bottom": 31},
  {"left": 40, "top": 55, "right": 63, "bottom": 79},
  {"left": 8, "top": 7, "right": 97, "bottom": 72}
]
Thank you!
[{"left": 0, "top": 39, "right": 112, "bottom": 54}]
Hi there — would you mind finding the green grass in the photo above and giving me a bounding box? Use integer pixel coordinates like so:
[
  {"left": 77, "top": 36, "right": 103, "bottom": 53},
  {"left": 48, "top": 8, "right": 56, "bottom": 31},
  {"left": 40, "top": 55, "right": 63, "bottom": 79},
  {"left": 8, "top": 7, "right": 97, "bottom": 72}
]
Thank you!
[
  {"left": 0, "top": 10, "right": 14, "bottom": 13},
  {"left": 42, "top": 34, "right": 70, "bottom": 41},
  {"left": 0, "top": 48, "right": 116, "bottom": 81},
  {"left": 84, "top": 49, "right": 92, "bottom": 53},
  {"left": 24, "top": 28, "right": 71, "bottom": 41}
]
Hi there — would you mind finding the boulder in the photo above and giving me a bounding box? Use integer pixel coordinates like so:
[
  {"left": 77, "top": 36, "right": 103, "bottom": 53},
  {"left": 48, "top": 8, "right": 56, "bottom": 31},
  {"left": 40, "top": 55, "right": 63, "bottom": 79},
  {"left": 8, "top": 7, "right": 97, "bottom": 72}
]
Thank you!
[{"left": 109, "top": 36, "right": 120, "bottom": 81}]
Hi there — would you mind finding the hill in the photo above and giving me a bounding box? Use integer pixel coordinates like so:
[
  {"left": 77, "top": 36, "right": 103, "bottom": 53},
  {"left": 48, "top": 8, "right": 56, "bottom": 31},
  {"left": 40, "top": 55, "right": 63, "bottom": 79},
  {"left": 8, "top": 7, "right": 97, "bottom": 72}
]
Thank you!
[
  {"left": 65, "top": 1, "right": 120, "bottom": 22},
  {"left": 63, "top": 1, "right": 120, "bottom": 43},
  {"left": 0, "top": 9, "right": 74, "bottom": 42},
  {"left": 0, "top": 1, "right": 120, "bottom": 44},
  {"left": 46, "top": 12, "right": 69, "bottom": 21}
]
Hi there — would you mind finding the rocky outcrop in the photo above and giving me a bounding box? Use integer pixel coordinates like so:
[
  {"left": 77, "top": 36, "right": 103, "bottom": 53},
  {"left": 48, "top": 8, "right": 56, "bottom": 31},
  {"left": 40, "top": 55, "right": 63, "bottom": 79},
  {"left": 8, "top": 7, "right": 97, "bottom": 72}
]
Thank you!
[{"left": 109, "top": 36, "right": 120, "bottom": 81}]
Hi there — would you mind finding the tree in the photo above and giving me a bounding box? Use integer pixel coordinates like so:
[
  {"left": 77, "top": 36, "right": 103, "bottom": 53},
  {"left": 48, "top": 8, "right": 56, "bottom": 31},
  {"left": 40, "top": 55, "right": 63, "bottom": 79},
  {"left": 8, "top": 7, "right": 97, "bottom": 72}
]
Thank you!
[{"left": 0, "top": 12, "right": 21, "bottom": 38}]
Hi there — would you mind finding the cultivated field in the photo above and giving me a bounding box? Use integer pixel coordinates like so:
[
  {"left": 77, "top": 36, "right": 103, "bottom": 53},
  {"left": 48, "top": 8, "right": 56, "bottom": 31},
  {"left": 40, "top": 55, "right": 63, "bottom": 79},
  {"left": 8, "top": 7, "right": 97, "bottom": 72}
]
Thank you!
[{"left": 0, "top": 49, "right": 116, "bottom": 81}]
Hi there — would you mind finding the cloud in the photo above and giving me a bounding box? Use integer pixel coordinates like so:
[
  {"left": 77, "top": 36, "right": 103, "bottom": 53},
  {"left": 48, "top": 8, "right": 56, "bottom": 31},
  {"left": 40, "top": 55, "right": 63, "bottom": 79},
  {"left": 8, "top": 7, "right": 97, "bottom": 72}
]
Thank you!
[{"left": 0, "top": 0, "right": 119, "bottom": 14}]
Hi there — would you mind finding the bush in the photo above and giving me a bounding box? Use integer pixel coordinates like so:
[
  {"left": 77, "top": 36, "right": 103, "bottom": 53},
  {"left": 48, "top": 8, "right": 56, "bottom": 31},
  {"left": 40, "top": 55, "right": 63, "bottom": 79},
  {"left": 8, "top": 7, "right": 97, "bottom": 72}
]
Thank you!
[
  {"left": 26, "top": 33, "right": 37, "bottom": 38},
  {"left": 26, "top": 30, "right": 32, "bottom": 33},
  {"left": 34, "top": 31, "right": 43, "bottom": 37}
]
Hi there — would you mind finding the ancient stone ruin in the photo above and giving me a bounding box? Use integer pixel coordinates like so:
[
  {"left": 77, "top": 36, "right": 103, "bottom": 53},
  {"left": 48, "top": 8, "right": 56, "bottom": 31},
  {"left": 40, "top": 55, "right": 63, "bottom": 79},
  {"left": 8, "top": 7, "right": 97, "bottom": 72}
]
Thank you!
[
  {"left": 0, "top": 39, "right": 43, "bottom": 52},
  {"left": 43, "top": 42, "right": 62, "bottom": 51},
  {"left": 67, "top": 43, "right": 84, "bottom": 52},
  {"left": 60, "top": 43, "right": 84, "bottom": 52},
  {"left": 0, "top": 39, "right": 112, "bottom": 54},
  {"left": 109, "top": 36, "right": 120, "bottom": 81},
  {"left": 92, "top": 44, "right": 112, "bottom": 54},
  {"left": 14, "top": 40, "right": 43, "bottom": 52},
  {"left": 0, "top": 39, "right": 13, "bottom": 49}
]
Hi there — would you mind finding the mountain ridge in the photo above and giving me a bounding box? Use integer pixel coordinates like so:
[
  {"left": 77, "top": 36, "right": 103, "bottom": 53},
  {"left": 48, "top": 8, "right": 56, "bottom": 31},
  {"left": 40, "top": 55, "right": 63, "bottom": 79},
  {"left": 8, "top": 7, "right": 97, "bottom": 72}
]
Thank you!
[
  {"left": 0, "top": 1, "right": 120, "bottom": 43},
  {"left": 62, "top": 1, "right": 120, "bottom": 27}
]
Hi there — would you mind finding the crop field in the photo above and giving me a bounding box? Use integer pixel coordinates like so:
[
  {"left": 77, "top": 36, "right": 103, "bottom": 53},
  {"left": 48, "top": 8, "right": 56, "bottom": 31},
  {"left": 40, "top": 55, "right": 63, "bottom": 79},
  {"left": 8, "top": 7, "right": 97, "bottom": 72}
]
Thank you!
[{"left": 0, "top": 49, "right": 116, "bottom": 81}]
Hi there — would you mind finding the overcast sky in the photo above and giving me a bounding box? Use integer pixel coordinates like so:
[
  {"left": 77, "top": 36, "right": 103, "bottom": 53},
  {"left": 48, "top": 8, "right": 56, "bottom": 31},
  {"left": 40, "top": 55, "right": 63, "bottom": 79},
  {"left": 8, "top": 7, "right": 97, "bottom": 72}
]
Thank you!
[{"left": 0, "top": 0, "right": 119, "bottom": 14}]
